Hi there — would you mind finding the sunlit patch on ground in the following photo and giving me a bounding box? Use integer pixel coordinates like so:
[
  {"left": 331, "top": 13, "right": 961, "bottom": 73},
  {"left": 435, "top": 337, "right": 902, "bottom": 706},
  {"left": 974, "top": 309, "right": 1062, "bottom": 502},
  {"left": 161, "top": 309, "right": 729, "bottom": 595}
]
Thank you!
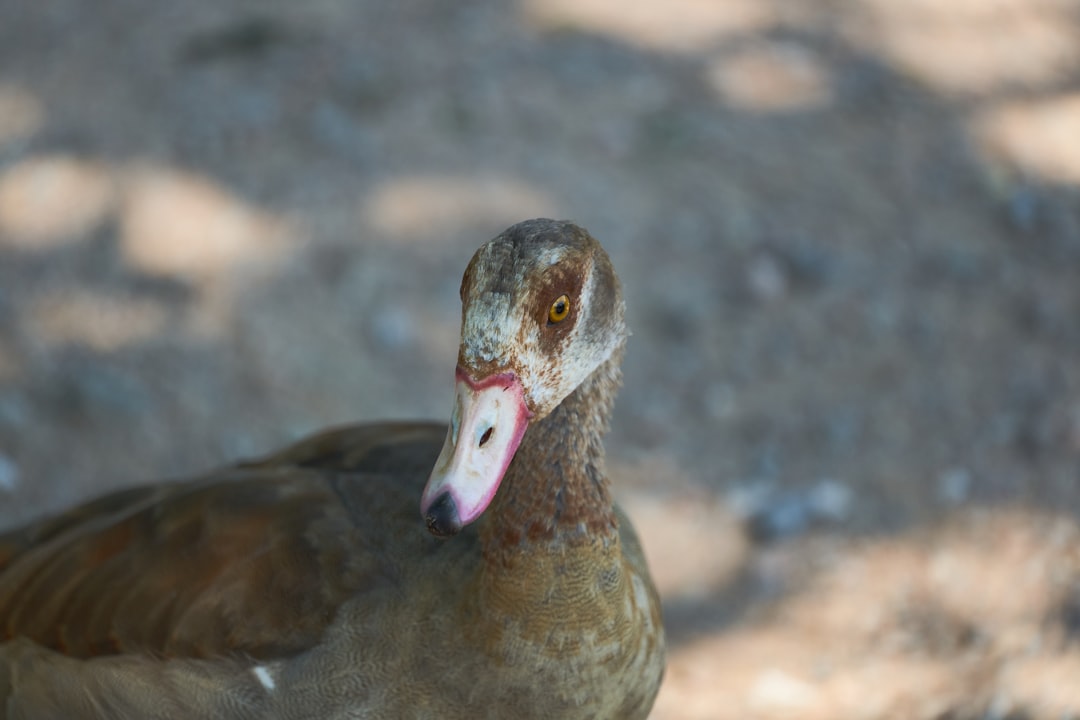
[
  {"left": 619, "top": 488, "right": 748, "bottom": 599},
  {"left": 974, "top": 94, "right": 1080, "bottom": 184},
  {"left": 999, "top": 654, "right": 1080, "bottom": 718},
  {"left": 521, "top": 0, "right": 774, "bottom": 52},
  {"left": 707, "top": 43, "right": 833, "bottom": 114},
  {"left": 365, "top": 174, "right": 558, "bottom": 241},
  {"left": 119, "top": 165, "right": 290, "bottom": 280},
  {"left": 651, "top": 509, "right": 1080, "bottom": 719},
  {"left": 0, "top": 155, "right": 115, "bottom": 249},
  {"left": 844, "top": 0, "right": 1080, "bottom": 95}
]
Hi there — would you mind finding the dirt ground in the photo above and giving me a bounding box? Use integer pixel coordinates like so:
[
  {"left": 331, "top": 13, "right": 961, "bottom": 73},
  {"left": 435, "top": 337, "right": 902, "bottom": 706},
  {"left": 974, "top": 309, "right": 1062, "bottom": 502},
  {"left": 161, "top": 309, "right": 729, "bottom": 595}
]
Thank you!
[{"left": 1, "top": 1, "right": 1079, "bottom": 717}]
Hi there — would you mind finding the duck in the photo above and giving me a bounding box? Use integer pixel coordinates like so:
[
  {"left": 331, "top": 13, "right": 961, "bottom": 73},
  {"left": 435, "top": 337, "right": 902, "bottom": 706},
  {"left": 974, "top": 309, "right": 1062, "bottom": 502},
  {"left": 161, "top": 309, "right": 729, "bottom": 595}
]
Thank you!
[{"left": 0, "top": 219, "right": 665, "bottom": 719}]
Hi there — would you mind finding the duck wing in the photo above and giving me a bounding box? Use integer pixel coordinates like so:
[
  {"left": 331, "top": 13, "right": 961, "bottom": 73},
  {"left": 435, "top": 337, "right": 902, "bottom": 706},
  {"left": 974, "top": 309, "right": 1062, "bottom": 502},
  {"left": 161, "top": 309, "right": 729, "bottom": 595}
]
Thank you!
[{"left": 0, "top": 422, "right": 445, "bottom": 661}]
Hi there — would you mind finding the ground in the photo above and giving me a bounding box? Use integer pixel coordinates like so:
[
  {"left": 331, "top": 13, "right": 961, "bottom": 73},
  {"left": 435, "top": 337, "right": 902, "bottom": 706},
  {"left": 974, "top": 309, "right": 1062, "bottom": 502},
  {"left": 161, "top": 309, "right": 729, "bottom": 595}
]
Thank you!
[{"left": 1, "top": 1, "right": 1079, "bottom": 717}]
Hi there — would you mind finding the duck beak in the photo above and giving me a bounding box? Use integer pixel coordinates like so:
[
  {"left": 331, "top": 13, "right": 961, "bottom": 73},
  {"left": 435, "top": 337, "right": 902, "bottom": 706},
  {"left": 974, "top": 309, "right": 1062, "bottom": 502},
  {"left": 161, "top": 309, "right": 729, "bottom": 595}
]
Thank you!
[{"left": 420, "top": 368, "right": 533, "bottom": 537}]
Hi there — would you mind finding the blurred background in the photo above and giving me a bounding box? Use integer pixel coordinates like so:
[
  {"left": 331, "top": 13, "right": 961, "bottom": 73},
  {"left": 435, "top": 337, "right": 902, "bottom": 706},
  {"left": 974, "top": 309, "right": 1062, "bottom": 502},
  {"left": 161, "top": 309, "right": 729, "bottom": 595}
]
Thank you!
[{"left": 1, "top": 0, "right": 1079, "bottom": 717}]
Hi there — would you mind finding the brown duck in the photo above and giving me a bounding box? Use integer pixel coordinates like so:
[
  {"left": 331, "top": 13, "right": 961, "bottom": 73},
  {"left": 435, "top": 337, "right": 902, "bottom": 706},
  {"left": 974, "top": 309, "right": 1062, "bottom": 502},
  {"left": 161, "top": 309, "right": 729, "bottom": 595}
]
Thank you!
[{"left": 0, "top": 219, "right": 665, "bottom": 719}]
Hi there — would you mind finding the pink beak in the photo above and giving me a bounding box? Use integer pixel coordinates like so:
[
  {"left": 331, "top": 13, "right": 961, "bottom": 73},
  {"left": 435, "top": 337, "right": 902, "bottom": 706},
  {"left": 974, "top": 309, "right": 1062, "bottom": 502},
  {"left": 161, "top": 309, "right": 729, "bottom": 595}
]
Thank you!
[{"left": 420, "top": 368, "right": 532, "bottom": 537}]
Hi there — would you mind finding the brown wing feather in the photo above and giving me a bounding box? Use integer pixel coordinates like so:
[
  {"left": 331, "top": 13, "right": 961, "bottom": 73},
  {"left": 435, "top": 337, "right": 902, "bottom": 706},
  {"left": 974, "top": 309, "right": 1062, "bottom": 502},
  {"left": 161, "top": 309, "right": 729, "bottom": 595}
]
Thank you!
[{"left": 0, "top": 422, "right": 445, "bottom": 661}]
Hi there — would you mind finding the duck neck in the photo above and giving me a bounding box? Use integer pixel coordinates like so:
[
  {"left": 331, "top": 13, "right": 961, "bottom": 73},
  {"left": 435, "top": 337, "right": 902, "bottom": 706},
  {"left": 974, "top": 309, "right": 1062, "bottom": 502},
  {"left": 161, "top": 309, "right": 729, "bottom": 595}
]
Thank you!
[{"left": 478, "top": 344, "right": 624, "bottom": 566}]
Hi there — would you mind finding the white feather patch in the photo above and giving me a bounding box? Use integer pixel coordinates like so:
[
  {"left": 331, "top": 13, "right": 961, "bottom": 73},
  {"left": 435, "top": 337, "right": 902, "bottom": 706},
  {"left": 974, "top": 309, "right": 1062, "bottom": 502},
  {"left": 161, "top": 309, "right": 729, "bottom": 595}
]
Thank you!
[
  {"left": 538, "top": 246, "right": 567, "bottom": 266},
  {"left": 252, "top": 665, "right": 276, "bottom": 691}
]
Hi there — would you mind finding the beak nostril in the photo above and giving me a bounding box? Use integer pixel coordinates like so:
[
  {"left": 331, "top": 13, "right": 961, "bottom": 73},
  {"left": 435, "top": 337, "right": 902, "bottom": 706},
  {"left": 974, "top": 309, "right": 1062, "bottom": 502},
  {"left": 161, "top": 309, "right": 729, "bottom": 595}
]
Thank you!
[{"left": 478, "top": 426, "right": 494, "bottom": 448}]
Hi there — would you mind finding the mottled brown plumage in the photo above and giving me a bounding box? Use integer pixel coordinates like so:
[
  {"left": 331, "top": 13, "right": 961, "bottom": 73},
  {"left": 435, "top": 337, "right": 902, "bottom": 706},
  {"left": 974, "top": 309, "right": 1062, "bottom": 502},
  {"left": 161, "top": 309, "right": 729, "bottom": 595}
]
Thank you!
[{"left": 0, "top": 219, "right": 665, "bottom": 719}]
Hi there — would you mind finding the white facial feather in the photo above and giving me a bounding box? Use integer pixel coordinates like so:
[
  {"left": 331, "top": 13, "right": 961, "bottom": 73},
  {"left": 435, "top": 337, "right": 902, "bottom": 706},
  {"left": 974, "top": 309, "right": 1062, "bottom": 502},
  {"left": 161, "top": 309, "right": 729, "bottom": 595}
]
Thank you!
[
  {"left": 461, "top": 293, "right": 517, "bottom": 365},
  {"left": 456, "top": 220, "right": 627, "bottom": 418},
  {"left": 460, "top": 257, "right": 624, "bottom": 418}
]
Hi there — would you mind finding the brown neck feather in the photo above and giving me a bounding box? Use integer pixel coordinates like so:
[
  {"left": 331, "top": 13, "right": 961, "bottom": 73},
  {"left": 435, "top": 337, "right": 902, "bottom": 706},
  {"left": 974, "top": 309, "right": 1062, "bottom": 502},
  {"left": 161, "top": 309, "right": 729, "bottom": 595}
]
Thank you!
[{"left": 479, "top": 344, "right": 624, "bottom": 564}]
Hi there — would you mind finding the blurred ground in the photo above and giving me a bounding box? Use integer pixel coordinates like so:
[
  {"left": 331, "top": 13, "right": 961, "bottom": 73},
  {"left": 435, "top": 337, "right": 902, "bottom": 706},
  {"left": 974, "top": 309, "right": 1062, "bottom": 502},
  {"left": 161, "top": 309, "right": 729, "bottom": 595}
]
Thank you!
[{"left": 1, "top": 0, "right": 1079, "bottom": 717}]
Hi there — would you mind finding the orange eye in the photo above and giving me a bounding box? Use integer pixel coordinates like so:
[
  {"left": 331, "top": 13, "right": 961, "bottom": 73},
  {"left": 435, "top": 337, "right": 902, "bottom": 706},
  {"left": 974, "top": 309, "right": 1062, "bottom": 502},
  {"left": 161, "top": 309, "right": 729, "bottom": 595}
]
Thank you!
[{"left": 548, "top": 294, "right": 570, "bottom": 323}]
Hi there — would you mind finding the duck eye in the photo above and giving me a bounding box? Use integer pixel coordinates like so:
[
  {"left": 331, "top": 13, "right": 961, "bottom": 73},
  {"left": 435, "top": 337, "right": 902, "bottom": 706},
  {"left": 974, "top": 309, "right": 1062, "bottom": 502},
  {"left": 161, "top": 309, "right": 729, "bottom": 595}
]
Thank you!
[{"left": 548, "top": 294, "right": 571, "bottom": 324}]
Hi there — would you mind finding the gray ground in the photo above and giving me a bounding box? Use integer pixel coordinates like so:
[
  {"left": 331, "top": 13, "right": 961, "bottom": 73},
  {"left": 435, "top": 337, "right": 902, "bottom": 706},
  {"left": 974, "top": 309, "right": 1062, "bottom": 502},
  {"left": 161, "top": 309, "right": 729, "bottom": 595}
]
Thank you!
[{"left": 1, "top": 1, "right": 1079, "bottom": 717}]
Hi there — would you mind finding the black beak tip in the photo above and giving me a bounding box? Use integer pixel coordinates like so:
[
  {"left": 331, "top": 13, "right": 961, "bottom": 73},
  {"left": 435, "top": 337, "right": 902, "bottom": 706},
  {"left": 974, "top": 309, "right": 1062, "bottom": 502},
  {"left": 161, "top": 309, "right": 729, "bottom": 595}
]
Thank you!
[{"left": 424, "top": 493, "right": 462, "bottom": 538}]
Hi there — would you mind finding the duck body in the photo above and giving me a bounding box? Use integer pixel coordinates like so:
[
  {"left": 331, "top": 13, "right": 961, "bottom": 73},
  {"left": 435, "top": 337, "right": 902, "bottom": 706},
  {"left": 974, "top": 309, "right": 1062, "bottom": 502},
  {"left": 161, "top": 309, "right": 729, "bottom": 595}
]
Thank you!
[{"left": 0, "top": 220, "right": 665, "bottom": 719}]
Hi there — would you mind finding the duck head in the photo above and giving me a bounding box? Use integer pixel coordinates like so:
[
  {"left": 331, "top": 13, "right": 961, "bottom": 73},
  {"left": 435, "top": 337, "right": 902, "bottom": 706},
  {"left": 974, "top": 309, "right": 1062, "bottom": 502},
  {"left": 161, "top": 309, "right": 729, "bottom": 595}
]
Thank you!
[{"left": 420, "top": 219, "right": 626, "bottom": 537}]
